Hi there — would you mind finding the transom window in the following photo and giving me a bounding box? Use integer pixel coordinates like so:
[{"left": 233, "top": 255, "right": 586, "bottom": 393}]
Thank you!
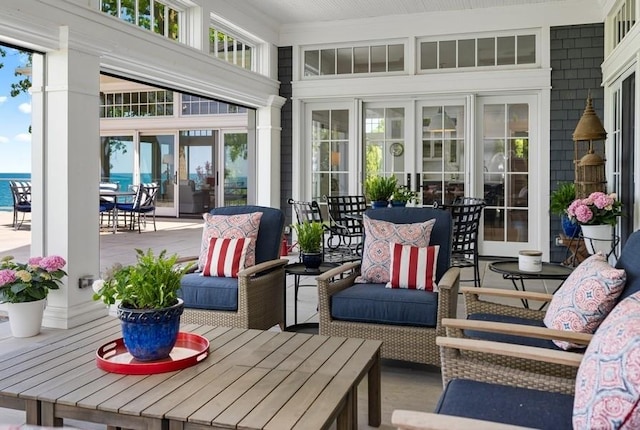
[
  {"left": 209, "top": 25, "right": 255, "bottom": 71},
  {"left": 181, "top": 94, "right": 247, "bottom": 115},
  {"left": 304, "top": 43, "right": 405, "bottom": 77},
  {"left": 611, "top": 0, "right": 637, "bottom": 48},
  {"left": 420, "top": 33, "right": 536, "bottom": 70},
  {"left": 100, "top": 90, "right": 174, "bottom": 118},
  {"left": 100, "top": 0, "right": 182, "bottom": 41}
]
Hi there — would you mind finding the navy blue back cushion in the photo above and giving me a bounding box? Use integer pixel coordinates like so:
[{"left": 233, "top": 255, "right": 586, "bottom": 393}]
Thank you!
[
  {"left": 466, "top": 313, "right": 561, "bottom": 349},
  {"left": 363, "top": 207, "right": 452, "bottom": 283},
  {"left": 208, "top": 205, "right": 285, "bottom": 264},
  {"left": 616, "top": 230, "right": 640, "bottom": 303}
]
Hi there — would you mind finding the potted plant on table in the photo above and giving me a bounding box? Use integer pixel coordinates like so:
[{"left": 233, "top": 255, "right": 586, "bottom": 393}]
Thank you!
[
  {"left": 92, "top": 248, "right": 194, "bottom": 361},
  {"left": 293, "top": 221, "right": 324, "bottom": 270},
  {"left": 0, "top": 255, "right": 67, "bottom": 337},
  {"left": 567, "top": 191, "right": 623, "bottom": 255},
  {"left": 550, "top": 182, "right": 579, "bottom": 238},
  {"left": 391, "top": 185, "right": 418, "bottom": 207},
  {"left": 364, "top": 175, "right": 398, "bottom": 208}
]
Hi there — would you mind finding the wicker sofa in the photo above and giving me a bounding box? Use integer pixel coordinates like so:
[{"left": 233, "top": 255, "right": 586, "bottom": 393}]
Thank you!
[{"left": 317, "top": 207, "right": 460, "bottom": 367}]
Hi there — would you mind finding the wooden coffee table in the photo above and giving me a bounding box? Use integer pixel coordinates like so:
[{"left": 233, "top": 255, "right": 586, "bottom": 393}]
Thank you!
[{"left": 0, "top": 316, "right": 381, "bottom": 430}]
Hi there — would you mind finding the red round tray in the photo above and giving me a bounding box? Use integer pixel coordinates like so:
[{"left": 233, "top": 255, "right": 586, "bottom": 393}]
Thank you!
[{"left": 96, "top": 332, "right": 209, "bottom": 374}]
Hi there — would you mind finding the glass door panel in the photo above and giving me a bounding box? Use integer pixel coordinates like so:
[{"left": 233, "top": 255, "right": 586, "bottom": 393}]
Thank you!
[
  {"left": 418, "top": 105, "right": 465, "bottom": 206},
  {"left": 100, "top": 135, "right": 134, "bottom": 191},
  {"left": 140, "top": 134, "right": 175, "bottom": 216},
  {"left": 479, "top": 97, "right": 533, "bottom": 255},
  {"left": 311, "top": 109, "right": 350, "bottom": 200},
  {"left": 363, "top": 106, "right": 407, "bottom": 202},
  {"left": 222, "top": 131, "right": 248, "bottom": 206},
  {"left": 178, "top": 130, "right": 216, "bottom": 216}
]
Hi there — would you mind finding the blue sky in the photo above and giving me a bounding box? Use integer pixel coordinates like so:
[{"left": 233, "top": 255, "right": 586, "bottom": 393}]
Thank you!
[{"left": 0, "top": 47, "right": 32, "bottom": 173}]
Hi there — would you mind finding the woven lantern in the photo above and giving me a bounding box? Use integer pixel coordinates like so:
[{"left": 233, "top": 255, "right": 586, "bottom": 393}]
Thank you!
[{"left": 573, "top": 93, "right": 607, "bottom": 199}]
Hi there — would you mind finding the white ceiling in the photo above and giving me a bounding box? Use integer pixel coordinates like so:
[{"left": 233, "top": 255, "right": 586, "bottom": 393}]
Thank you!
[{"left": 240, "top": 0, "right": 570, "bottom": 25}]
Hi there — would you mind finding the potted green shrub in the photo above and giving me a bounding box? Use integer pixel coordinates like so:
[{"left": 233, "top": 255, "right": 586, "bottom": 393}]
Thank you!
[
  {"left": 364, "top": 175, "right": 398, "bottom": 208},
  {"left": 550, "top": 182, "right": 579, "bottom": 238},
  {"left": 92, "top": 248, "right": 194, "bottom": 361},
  {"left": 391, "top": 185, "right": 418, "bottom": 207},
  {"left": 293, "top": 221, "right": 324, "bottom": 269}
]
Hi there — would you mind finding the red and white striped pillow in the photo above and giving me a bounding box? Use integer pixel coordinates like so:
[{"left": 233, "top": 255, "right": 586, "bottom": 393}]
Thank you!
[
  {"left": 385, "top": 243, "right": 440, "bottom": 292},
  {"left": 202, "top": 237, "right": 251, "bottom": 278}
]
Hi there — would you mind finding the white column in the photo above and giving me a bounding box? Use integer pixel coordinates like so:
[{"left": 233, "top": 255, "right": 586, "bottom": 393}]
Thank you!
[
  {"left": 38, "top": 27, "right": 106, "bottom": 329},
  {"left": 255, "top": 95, "right": 286, "bottom": 208}
]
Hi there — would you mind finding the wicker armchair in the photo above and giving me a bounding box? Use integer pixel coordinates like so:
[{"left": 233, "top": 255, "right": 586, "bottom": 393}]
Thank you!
[
  {"left": 389, "top": 335, "right": 582, "bottom": 429},
  {"left": 317, "top": 207, "right": 460, "bottom": 367},
  {"left": 393, "top": 287, "right": 640, "bottom": 429},
  {"left": 178, "top": 205, "right": 288, "bottom": 330},
  {"left": 447, "top": 229, "right": 640, "bottom": 377}
]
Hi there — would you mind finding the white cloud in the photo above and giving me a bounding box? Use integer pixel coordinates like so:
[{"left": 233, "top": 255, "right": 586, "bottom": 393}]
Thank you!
[
  {"left": 15, "top": 133, "right": 31, "bottom": 142},
  {"left": 18, "top": 103, "right": 31, "bottom": 114},
  {"left": 0, "top": 136, "right": 8, "bottom": 143},
  {"left": 0, "top": 96, "right": 6, "bottom": 104}
]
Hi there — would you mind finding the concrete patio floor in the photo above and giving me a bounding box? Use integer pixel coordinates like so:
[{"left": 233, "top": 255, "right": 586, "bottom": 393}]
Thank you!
[{"left": 0, "top": 211, "right": 563, "bottom": 429}]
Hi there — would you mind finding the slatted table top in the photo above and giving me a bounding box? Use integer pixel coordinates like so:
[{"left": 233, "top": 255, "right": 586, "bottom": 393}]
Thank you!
[{"left": 0, "top": 316, "right": 381, "bottom": 430}]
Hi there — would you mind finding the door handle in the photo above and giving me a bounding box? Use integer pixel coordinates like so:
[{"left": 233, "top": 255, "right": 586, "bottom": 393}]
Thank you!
[
  {"left": 415, "top": 173, "right": 421, "bottom": 192},
  {"left": 173, "top": 171, "right": 177, "bottom": 185},
  {"left": 406, "top": 173, "right": 411, "bottom": 190}
]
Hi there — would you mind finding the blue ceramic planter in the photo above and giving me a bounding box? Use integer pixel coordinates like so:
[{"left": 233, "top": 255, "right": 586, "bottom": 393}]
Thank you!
[
  {"left": 117, "top": 298, "right": 184, "bottom": 361},
  {"left": 390, "top": 201, "right": 406, "bottom": 207},
  {"left": 371, "top": 200, "right": 390, "bottom": 209},
  {"left": 302, "top": 252, "right": 322, "bottom": 270},
  {"left": 561, "top": 215, "right": 580, "bottom": 239}
]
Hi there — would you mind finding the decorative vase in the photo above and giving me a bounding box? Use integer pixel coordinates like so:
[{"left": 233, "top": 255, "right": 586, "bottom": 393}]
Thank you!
[
  {"left": 581, "top": 224, "right": 614, "bottom": 255},
  {"left": 7, "top": 298, "right": 46, "bottom": 338},
  {"left": 371, "top": 200, "right": 389, "bottom": 209},
  {"left": 301, "top": 252, "right": 322, "bottom": 270},
  {"left": 117, "top": 298, "right": 184, "bottom": 361},
  {"left": 561, "top": 215, "right": 580, "bottom": 238}
]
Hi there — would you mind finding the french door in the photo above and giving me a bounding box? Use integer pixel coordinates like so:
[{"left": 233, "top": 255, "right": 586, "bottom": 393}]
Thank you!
[
  {"left": 477, "top": 95, "right": 539, "bottom": 256},
  {"left": 140, "top": 133, "right": 176, "bottom": 216}
]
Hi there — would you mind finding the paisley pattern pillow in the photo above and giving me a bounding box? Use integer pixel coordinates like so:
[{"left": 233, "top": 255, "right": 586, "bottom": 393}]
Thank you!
[
  {"left": 573, "top": 291, "right": 640, "bottom": 428},
  {"left": 543, "top": 252, "right": 626, "bottom": 350},
  {"left": 355, "top": 215, "right": 435, "bottom": 284},
  {"left": 198, "top": 212, "right": 262, "bottom": 272}
]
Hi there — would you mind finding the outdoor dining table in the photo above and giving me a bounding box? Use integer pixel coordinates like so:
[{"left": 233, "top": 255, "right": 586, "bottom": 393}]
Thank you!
[{"left": 100, "top": 190, "right": 136, "bottom": 234}]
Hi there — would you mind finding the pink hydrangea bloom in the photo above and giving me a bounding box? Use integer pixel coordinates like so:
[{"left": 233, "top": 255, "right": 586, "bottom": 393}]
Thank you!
[
  {"left": 590, "top": 192, "right": 614, "bottom": 210},
  {"left": 39, "top": 256, "right": 66, "bottom": 272},
  {"left": 27, "top": 257, "right": 43, "bottom": 266},
  {"left": 574, "top": 204, "right": 594, "bottom": 224},
  {"left": 0, "top": 269, "right": 17, "bottom": 287}
]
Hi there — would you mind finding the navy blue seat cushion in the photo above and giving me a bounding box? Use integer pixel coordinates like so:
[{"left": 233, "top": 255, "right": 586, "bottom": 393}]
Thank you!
[
  {"left": 179, "top": 273, "right": 238, "bottom": 311},
  {"left": 436, "top": 379, "right": 574, "bottom": 429},
  {"left": 331, "top": 283, "right": 438, "bottom": 327},
  {"left": 16, "top": 203, "right": 31, "bottom": 212},
  {"left": 466, "top": 313, "right": 561, "bottom": 349}
]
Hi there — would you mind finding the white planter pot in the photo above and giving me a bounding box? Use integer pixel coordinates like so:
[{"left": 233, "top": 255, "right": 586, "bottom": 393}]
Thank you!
[
  {"left": 581, "top": 224, "right": 614, "bottom": 256},
  {"left": 7, "top": 299, "right": 46, "bottom": 338}
]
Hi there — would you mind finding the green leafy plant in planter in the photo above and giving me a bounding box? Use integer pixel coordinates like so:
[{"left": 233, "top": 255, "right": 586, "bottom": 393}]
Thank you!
[
  {"left": 391, "top": 185, "right": 418, "bottom": 207},
  {"left": 293, "top": 221, "right": 324, "bottom": 269},
  {"left": 364, "top": 175, "right": 398, "bottom": 208},
  {"left": 550, "top": 182, "right": 579, "bottom": 238},
  {"left": 92, "top": 248, "right": 195, "bottom": 361}
]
